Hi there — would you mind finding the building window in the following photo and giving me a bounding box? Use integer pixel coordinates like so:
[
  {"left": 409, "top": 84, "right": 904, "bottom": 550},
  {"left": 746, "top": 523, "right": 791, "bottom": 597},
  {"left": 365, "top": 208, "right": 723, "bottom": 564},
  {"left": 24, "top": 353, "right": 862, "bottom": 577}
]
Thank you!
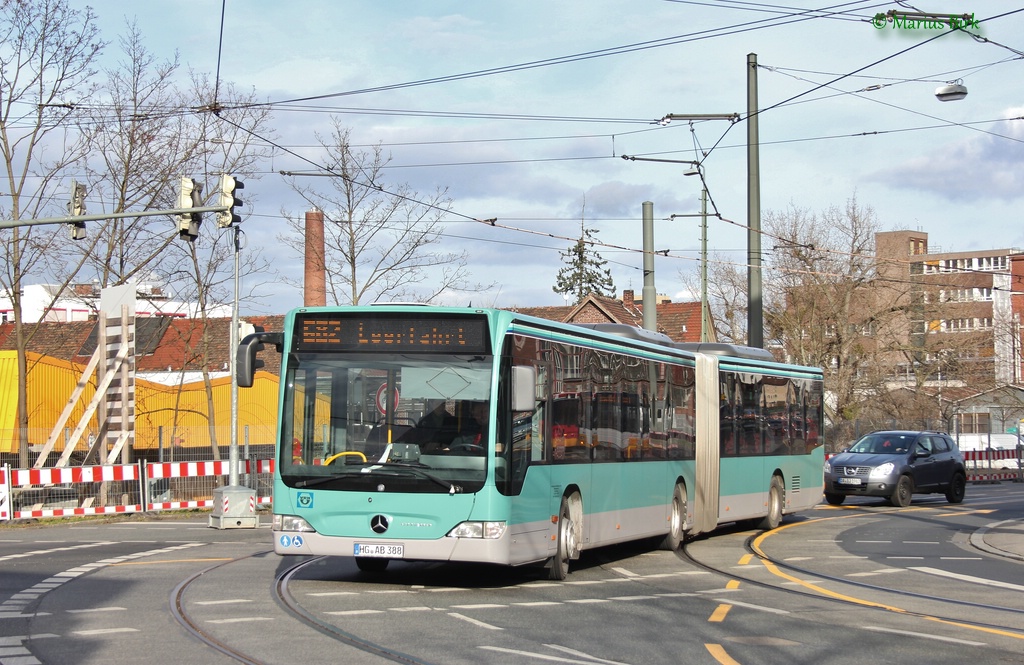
[{"left": 958, "top": 412, "right": 990, "bottom": 434}]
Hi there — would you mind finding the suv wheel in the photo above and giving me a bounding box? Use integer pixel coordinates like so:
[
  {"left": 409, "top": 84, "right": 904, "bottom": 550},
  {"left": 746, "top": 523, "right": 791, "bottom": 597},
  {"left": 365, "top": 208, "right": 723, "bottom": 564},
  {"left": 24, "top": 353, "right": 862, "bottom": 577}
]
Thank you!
[
  {"left": 944, "top": 472, "right": 966, "bottom": 504},
  {"left": 889, "top": 475, "right": 913, "bottom": 507},
  {"left": 824, "top": 492, "right": 845, "bottom": 506}
]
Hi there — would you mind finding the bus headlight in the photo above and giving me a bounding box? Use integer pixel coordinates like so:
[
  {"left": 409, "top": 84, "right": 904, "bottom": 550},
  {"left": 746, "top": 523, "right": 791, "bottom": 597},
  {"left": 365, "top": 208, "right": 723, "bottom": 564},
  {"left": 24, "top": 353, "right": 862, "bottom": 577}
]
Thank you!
[
  {"left": 273, "top": 514, "right": 317, "bottom": 532},
  {"left": 447, "top": 521, "right": 507, "bottom": 539}
]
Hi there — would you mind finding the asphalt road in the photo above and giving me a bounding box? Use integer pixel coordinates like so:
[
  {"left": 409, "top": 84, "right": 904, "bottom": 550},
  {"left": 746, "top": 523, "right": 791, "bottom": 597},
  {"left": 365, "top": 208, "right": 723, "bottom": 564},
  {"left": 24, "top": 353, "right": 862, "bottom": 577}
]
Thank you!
[{"left": 1, "top": 483, "right": 1022, "bottom": 665}]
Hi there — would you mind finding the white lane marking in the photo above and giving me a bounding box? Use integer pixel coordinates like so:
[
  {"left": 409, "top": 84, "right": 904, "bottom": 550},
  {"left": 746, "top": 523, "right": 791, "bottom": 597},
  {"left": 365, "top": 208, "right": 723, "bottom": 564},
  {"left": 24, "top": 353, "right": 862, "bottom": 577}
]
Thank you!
[
  {"left": 480, "top": 645, "right": 628, "bottom": 663},
  {"left": 307, "top": 591, "right": 358, "bottom": 597},
  {"left": 910, "top": 566, "right": 1024, "bottom": 592},
  {"left": 450, "top": 603, "right": 506, "bottom": 609},
  {"left": 194, "top": 599, "right": 252, "bottom": 606},
  {"left": 66, "top": 607, "right": 126, "bottom": 613},
  {"left": 714, "top": 599, "right": 790, "bottom": 614},
  {"left": 71, "top": 628, "right": 140, "bottom": 636},
  {"left": 846, "top": 568, "right": 902, "bottom": 577},
  {"left": 0, "top": 541, "right": 116, "bottom": 563},
  {"left": 324, "top": 609, "right": 384, "bottom": 616},
  {"left": 939, "top": 557, "right": 982, "bottom": 560},
  {"left": 449, "top": 612, "right": 502, "bottom": 630},
  {"left": 546, "top": 643, "right": 633, "bottom": 664},
  {"left": 610, "top": 567, "right": 638, "bottom": 577},
  {"left": 205, "top": 618, "right": 275, "bottom": 625},
  {"left": 865, "top": 625, "right": 986, "bottom": 646}
]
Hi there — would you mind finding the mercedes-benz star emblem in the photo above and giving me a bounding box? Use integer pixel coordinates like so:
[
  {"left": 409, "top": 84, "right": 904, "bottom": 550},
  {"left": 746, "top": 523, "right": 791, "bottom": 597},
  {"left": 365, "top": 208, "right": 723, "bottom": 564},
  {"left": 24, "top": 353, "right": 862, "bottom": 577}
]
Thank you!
[{"left": 370, "top": 514, "right": 390, "bottom": 534}]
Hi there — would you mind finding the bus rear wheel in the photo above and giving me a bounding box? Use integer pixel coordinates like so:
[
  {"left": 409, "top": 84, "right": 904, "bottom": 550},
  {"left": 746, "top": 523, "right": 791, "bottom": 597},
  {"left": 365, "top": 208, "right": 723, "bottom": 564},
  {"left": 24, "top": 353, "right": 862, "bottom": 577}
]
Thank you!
[
  {"left": 548, "top": 494, "right": 579, "bottom": 580},
  {"left": 757, "top": 476, "right": 784, "bottom": 530},
  {"left": 659, "top": 483, "right": 687, "bottom": 551}
]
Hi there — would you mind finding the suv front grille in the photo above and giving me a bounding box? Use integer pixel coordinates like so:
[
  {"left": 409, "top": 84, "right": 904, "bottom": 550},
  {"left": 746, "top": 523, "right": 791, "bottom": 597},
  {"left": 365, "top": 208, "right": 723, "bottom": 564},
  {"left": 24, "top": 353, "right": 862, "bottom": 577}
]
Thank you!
[{"left": 834, "top": 465, "right": 871, "bottom": 476}]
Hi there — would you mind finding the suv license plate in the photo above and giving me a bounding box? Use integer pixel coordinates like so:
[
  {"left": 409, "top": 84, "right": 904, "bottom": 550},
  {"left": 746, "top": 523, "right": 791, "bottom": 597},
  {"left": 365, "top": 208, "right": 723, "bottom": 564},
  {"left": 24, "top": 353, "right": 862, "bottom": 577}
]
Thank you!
[
  {"left": 354, "top": 543, "right": 404, "bottom": 558},
  {"left": 837, "top": 477, "right": 862, "bottom": 485}
]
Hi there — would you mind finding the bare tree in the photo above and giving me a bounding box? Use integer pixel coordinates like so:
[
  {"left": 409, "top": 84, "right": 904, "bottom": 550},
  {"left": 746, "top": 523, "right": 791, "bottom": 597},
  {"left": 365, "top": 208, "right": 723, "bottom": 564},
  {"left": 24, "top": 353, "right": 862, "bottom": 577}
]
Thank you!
[
  {"left": 681, "top": 253, "right": 746, "bottom": 344},
  {"left": 160, "top": 74, "right": 276, "bottom": 459},
  {"left": 280, "top": 118, "right": 482, "bottom": 305},
  {"left": 763, "top": 198, "right": 887, "bottom": 422},
  {"left": 74, "top": 21, "right": 203, "bottom": 290},
  {"left": 0, "top": 0, "right": 103, "bottom": 466}
]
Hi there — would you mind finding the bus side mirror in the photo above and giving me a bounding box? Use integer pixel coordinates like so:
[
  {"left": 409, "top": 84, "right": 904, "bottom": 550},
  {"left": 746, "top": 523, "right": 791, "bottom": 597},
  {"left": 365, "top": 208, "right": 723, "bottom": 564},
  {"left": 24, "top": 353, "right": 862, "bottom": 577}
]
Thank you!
[
  {"left": 237, "top": 330, "right": 283, "bottom": 387},
  {"left": 511, "top": 365, "right": 536, "bottom": 412}
]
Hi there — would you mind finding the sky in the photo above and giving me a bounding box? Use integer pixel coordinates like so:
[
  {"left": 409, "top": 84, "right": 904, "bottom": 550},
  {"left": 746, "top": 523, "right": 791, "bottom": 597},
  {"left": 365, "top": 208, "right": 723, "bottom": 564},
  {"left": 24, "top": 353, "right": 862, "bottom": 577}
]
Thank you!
[{"left": 72, "top": 1, "right": 1024, "bottom": 316}]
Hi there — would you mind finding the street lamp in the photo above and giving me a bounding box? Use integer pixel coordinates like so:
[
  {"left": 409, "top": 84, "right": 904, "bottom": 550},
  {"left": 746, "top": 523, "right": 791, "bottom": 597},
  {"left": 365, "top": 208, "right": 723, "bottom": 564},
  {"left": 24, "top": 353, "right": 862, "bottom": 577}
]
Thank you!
[
  {"left": 623, "top": 156, "right": 705, "bottom": 336},
  {"left": 935, "top": 80, "right": 968, "bottom": 102}
]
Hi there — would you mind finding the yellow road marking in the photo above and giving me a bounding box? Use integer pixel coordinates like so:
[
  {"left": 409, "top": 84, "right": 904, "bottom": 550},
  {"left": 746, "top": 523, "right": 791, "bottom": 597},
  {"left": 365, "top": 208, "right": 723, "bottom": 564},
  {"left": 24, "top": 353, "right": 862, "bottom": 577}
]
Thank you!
[
  {"left": 708, "top": 604, "right": 731, "bottom": 622},
  {"left": 705, "top": 643, "right": 741, "bottom": 665},
  {"left": 751, "top": 516, "right": 1024, "bottom": 640}
]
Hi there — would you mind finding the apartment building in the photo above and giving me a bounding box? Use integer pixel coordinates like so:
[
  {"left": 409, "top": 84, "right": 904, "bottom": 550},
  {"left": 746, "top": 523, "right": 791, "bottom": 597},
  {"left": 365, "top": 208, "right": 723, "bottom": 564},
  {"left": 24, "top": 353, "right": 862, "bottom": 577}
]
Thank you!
[{"left": 875, "top": 230, "right": 1024, "bottom": 387}]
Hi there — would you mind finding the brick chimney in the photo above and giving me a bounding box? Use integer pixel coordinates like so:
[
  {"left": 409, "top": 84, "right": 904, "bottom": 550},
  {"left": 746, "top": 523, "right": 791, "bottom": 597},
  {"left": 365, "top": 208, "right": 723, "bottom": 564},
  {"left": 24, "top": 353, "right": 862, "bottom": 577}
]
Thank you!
[
  {"left": 304, "top": 209, "right": 327, "bottom": 307},
  {"left": 623, "top": 290, "right": 634, "bottom": 307}
]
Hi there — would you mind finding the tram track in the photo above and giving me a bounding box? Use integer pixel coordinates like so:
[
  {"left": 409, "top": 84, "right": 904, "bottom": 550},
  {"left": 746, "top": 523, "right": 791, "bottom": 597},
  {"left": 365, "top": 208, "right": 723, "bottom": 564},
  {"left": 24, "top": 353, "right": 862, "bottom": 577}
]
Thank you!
[
  {"left": 679, "top": 523, "right": 1024, "bottom": 639},
  {"left": 170, "top": 552, "right": 438, "bottom": 665}
]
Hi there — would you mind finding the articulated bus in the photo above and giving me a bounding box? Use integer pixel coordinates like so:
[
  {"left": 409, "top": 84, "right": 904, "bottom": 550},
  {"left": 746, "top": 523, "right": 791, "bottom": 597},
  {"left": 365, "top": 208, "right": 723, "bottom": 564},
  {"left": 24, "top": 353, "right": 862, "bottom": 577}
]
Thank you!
[{"left": 238, "top": 306, "right": 824, "bottom": 579}]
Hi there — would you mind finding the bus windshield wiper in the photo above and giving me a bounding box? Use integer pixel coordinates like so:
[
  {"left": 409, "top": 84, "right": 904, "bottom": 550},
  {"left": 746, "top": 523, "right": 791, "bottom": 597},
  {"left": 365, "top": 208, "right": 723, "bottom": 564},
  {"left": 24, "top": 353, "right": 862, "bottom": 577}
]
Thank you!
[
  {"left": 294, "top": 464, "right": 462, "bottom": 493},
  {"left": 295, "top": 475, "right": 347, "bottom": 489},
  {"left": 361, "top": 463, "right": 463, "bottom": 494}
]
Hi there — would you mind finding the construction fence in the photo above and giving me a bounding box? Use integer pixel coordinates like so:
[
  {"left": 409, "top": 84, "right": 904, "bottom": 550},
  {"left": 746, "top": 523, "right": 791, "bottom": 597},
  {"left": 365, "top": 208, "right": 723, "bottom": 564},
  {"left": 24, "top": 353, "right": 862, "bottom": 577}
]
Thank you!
[
  {"left": 2, "top": 449, "right": 1021, "bottom": 523},
  {"left": 0, "top": 457, "right": 274, "bottom": 522}
]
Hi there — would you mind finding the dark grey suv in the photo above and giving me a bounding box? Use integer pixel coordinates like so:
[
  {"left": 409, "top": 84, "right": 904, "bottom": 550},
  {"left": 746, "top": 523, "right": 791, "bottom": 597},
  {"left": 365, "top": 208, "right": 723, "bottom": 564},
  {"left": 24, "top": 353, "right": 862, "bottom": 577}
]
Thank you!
[{"left": 823, "top": 430, "right": 967, "bottom": 507}]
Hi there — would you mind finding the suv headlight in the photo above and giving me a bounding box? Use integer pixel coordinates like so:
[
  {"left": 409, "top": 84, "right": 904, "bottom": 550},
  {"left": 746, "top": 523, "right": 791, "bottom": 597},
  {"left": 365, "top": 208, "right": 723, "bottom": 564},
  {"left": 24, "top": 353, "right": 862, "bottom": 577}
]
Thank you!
[
  {"left": 823, "top": 461, "right": 832, "bottom": 474},
  {"left": 869, "top": 462, "right": 895, "bottom": 479}
]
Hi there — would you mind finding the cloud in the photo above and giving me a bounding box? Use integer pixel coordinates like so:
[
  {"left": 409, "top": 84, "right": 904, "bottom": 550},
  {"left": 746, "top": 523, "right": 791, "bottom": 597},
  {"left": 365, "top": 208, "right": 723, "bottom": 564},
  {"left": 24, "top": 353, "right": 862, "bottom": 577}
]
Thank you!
[{"left": 868, "top": 108, "right": 1024, "bottom": 202}]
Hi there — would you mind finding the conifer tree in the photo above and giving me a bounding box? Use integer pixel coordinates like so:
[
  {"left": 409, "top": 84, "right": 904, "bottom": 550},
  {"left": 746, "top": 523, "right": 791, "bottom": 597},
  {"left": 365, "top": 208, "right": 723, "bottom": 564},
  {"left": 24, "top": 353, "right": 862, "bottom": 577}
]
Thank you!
[{"left": 553, "top": 222, "right": 615, "bottom": 305}]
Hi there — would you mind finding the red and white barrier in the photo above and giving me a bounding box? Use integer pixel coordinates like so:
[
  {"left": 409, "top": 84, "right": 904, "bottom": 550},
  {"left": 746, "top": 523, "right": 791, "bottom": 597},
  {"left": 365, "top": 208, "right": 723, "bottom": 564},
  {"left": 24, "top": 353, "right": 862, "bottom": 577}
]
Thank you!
[
  {"left": 1, "top": 459, "right": 274, "bottom": 522},
  {"left": 0, "top": 467, "right": 9, "bottom": 521}
]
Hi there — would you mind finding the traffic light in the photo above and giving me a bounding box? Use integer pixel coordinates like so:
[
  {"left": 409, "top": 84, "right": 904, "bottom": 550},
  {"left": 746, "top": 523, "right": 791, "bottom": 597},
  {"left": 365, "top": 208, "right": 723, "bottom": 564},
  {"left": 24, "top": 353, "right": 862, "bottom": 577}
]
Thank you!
[
  {"left": 67, "top": 180, "right": 86, "bottom": 240},
  {"left": 216, "top": 174, "right": 244, "bottom": 228},
  {"left": 177, "top": 176, "right": 203, "bottom": 240}
]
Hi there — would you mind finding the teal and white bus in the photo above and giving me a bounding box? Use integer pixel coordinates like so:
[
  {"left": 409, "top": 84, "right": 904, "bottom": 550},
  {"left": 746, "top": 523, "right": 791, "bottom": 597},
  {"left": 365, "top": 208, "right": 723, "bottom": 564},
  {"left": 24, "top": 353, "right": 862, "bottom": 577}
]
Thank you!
[{"left": 238, "top": 306, "right": 824, "bottom": 579}]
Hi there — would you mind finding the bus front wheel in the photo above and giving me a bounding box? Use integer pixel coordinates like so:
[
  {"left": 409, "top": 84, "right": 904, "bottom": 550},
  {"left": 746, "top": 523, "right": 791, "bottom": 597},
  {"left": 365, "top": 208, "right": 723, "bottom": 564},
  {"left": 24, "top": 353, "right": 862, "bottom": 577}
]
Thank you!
[{"left": 548, "top": 494, "right": 579, "bottom": 580}]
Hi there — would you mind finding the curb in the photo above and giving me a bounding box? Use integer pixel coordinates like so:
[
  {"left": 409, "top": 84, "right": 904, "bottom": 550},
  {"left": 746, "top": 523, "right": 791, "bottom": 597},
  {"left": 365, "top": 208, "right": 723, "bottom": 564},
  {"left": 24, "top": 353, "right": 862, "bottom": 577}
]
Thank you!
[{"left": 969, "top": 519, "right": 1024, "bottom": 561}]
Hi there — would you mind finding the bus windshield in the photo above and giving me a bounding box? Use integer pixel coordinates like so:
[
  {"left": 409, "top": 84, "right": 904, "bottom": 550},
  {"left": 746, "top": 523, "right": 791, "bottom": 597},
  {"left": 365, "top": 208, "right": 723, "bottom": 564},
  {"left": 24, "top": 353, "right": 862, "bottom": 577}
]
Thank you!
[{"left": 281, "top": 353, "right": 494, "bottom": 494}]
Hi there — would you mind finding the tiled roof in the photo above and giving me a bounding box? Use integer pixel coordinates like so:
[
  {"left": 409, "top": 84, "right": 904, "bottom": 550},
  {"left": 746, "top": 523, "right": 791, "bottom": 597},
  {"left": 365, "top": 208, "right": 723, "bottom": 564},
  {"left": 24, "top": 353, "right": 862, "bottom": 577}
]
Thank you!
[
  {"left": 0, "top": 296, "right": 704, "bottom": 374},
  {"left": 512, "top": 294, "right": 705, "bottom": 343},
  {"left": 0, "top": 314, "right": 285, "bottom": 375}
]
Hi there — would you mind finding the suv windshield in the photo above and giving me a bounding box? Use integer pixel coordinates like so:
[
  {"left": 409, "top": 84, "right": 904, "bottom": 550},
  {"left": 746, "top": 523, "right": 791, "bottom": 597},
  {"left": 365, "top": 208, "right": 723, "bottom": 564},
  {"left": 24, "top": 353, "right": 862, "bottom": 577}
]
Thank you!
[
  {"left": 280, "top": 353, "right": 494, "bottom": 494},
  {"left": 848, "top": 433, "right": 915, "bottom": 455}
]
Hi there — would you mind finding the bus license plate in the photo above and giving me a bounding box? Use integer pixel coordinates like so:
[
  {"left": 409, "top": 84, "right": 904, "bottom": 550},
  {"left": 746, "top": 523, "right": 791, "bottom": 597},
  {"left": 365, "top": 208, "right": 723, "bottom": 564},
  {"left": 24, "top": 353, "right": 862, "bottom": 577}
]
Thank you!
[
  {"left": 837, "top": 477, "right": 862, "bottom": 485},
  {"left": 354, "top": 543, "right": 404, "bottom": 558}
]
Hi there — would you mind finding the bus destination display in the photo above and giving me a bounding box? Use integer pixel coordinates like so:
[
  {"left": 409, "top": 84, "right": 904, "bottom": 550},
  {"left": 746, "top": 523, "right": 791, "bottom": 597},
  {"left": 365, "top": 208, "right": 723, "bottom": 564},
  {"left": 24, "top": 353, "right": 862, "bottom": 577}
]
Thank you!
[{"left": 295, "top": 315, "right": 489, "bottom": 353}]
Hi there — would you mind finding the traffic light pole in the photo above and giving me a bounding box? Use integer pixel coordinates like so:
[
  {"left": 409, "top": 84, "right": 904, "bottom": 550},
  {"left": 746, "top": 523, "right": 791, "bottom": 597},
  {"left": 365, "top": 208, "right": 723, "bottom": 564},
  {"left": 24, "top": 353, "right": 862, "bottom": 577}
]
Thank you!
[
  {"left": 208, "top": 221, "right": 257, "bottom": 530},
  {"left": 0, "top": 205, "right": 231, "bottom": 230}
]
